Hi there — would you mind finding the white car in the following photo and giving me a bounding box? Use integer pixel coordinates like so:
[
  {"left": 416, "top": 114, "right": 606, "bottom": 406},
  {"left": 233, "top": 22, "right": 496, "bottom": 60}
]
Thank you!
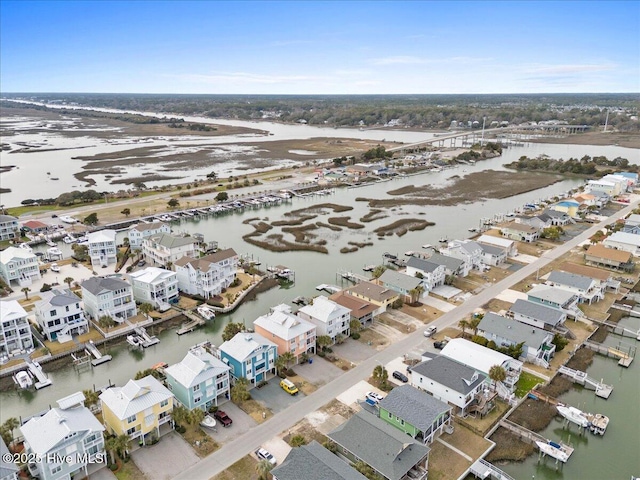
[
  {"left": 256, "top": 448, "right": 277, "bottom": 466},
  {"left": 366, "top": 391, "right": 384, "bottom": 403},
  {"left": 50, "top": 263, "right": 61, "bottom": 273},
  {"left": 424, "top": 326, "right": 437, "bottom": 337}
]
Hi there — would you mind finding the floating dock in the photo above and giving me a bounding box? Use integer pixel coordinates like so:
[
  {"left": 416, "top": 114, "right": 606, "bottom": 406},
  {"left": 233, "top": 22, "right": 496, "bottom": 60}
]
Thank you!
[
  {"left": 85, "top": 340, "right": 112, "bottom": 366},
  {"left": 558, "top": 365, "right": 613, "bottom": 399},
  {"left": 316, "top": 284, "right": 341, "bottom": 293},
  {"left": 26, "top": 360, "right": 52, "bottom": 390},
  {"left": 135, "top": 326, "right": 159, "bottom": 347}
]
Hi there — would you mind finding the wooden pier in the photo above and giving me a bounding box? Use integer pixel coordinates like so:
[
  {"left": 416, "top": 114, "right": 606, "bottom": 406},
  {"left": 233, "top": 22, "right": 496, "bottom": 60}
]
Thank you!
[
  {"left": 85, "top": 340, "right": 113, "bottom": 366},
  {"left": 557, "top": 365, "right": 613, "bottom": 399},
  {"left": 583, "top": 340, "right": 635, "bottom": 367},
  {"left": 176, "top": 311, "right": 206, "bottom": 335},
  {"left": 25, "top": 360, "right": 52, "bottom": 390}
]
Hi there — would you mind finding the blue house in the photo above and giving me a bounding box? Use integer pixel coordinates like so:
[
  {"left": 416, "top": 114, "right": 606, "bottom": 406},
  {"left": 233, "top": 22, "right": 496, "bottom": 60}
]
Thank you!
[
  {"left": 219, "top": 332, "right": 278, "bottom": 385},
  {"left": 165, "top": 345, "right": 230, "bottom": 410}
]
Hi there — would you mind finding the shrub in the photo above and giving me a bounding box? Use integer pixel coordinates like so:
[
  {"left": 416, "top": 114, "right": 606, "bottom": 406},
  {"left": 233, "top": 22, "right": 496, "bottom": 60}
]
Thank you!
[
  {"left": 472, "top": 335, "right": 488, "bottom": 347},
  {"left": 40, "top": 283, "right": 52, "bottom": 292},
  {"left": 351, "top": 332, "right": 361, "bottom": 340},
  {"left": 208, "top": 405, "right": 218, "bottom": 413}
]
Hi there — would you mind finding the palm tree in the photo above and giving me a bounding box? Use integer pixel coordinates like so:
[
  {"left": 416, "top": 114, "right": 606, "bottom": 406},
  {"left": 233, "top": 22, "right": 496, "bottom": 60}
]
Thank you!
[
  {"left": 113, "top": 434, "right": 130, "bottom": 460},
  {"left": 172, "top": 405, "right": 190, "bottom": 429},
  {"left": 105, "top": 436, "right": 119, "bottom": 465},
  {"left": 280, "top": 351, "right": 295, "bottom": 371},
  {"left": 289, "top": 434, "right": 307, "bottom": 447},
  {"left": 21, "top": 287, "right": 31, "bottom": 300},
  {"left": 82, "top": 389, "right": 100, "bottom": 410},
  {"left": 275, "top": 356, "right": 287, "bottom": 376},
  {"left": 372, "top": 364, "right": 388, "bottom": 389},
  {"left": 189, "top": 408, "right": 205, "bottom": 426},
  {"left": 255, "top": 459, "right": 274, "bottom": 480},
  {"left": 488, "top": 365, "right": 507, "bottom": 391},
  {"left": 64, "top": 277, "right": 74, "bottom": 288},
  {"left": 468, "top": 316, "right": 481, "bottom": 335},
  {"left": 409, "top": 285, "right": 425, "bottom": 304},
  {"left": 1, "top": 418, "right": 19, "bottom": 447},
  {"left": 458, "top": 319, "right": 469, "bottom": 337},
  {"left": 139, "top": 302, "right": 153, "bottom": 319},
  {"left": 231, "top": 377, "right": 251, "bottom": 403},
  {"left": 316, "top": 335, "right": 332, "bottom": 352}
]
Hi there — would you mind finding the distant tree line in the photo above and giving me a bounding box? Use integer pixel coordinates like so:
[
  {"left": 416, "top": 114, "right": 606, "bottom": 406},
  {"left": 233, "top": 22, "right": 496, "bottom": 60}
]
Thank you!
[{"left": 505, "top": 154, "right": 635, "bottom": 176}]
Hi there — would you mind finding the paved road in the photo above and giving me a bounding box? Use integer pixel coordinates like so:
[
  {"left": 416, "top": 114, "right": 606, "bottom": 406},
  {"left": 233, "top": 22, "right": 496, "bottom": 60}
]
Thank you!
[{"left": 173, "top": 201, "right": 638, "bottom": 480}]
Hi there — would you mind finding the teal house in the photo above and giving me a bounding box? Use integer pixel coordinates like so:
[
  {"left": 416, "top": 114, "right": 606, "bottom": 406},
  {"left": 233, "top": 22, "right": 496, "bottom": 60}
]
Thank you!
[
  {"left": 165, "top": 345, "right": 230, "bottom": 410},
  {"left": 219, "top": 332, "right": 277, "bottom": 385},
  {"left": 378, "top": 385, "right": 452, "bottom": 444}
]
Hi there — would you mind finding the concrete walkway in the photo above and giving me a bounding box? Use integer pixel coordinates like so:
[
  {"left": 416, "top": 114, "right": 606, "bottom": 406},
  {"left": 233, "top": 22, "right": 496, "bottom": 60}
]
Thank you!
[
  {"left": 436, "top": 437, "right": 473, "bottom": 462},
  {"left": 172, "top": 201, "right": 638, "bottom": 480}
]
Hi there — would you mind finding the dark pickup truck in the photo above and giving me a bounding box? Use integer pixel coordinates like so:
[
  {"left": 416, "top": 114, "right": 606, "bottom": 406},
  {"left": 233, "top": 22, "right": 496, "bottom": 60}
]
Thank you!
[{"left": 214, "top": 410, "right": 233, "bottom": 427}]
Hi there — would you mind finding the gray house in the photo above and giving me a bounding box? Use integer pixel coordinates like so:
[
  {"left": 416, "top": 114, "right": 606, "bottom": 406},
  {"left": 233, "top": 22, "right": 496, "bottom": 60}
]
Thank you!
[
  {"left": 0, "top": 437, "right": 19, "bottom": 480},
  {"left": 271, "top": 440, "right": 368, "bottom": 480},
  {"left": 509, "top": 297, "right": 568, "bottom": 329},
  {"left": 545, "top": 270, "right": 604, "bottom": 304},
  {"left": 328, "top": 411, "right": 430, "bottom": 480},
  {"left": 378, "top": 269, "right": 425, "bottom": 302},
  {"left": 425, "top": 252, "right": 467, "bottom": 277}
]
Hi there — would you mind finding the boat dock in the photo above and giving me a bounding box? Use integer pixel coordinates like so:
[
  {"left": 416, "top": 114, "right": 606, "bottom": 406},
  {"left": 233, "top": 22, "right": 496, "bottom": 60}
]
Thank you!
[
  {"left": 25, "top": 360, "right": 52, "bottom": 390},
  {"left": 135, "top": 326, "right": 159, "bottom": 347},
  {"left": 557, "top": 365, "right": 613, "bottom": 399},
  {"left": 499, "top": 418, "right": 548, "bottom": 444},
  {"left": 583, "top": 340, "right": 636, "bottom": 367},
  {"left": 316, "top": 284, "right": 341, "bottom": 294},
  {"left": 469, "top": 458, "right": 516, "bottom": 480},
  {"left": 527, "top": 389, "right": 562, "bottom": 405},
  {"left": 176, "top": 311, "right": 206, "bottom": 335},
  {"left": 85, "top": 340, "right": 112, "bottom": 366}
]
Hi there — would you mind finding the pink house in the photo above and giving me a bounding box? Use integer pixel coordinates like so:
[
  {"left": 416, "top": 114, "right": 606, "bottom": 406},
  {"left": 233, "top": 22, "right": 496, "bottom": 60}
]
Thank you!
[{"left": 253, "top": 304, "right": 316, "bottom": 361}]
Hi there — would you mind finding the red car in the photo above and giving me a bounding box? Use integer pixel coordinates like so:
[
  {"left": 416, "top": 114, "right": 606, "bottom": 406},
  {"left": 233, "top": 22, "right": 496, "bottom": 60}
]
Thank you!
[{"left": 214, "top": 410, "right": 233, "bottom": 427}]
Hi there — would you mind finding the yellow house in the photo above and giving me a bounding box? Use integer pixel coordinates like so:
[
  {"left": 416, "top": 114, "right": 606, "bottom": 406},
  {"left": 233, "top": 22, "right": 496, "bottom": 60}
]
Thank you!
[{"left": 99, "top": 376, "right": 174, "bottom": 445}]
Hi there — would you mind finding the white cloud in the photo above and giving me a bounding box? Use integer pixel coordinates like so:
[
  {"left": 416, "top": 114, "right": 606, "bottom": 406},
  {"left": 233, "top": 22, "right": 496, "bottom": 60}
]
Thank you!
[
  {"left": 369, "top": 55, "right": 493, "bottom": 66},
  {"left": 165, "top": 72, "right": 322, "bottom": 85},
  {"left": 522, "top": 63, "right": 616, "bottom": 75}
]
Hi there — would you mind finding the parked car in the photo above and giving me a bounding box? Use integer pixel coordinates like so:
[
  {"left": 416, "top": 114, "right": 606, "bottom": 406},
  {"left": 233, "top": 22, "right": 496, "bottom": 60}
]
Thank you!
[
  {"left": 366, "top": 391, "right": 384, "bottom": 403},
  {"left": 50, "top": 263, "right": 61, "bottom": 273},
  {"left": 424, "top": 326, "right": 437, "bottom": 337},
  {"left": 434, "top": 340, "right": 448, "bottom": 350},
  {"left": 256, "top": 448, "right": 277, "bottom": 466},
  {"left": 214, "top": 410, "right": 232, "bottom": 427},
  {"left": 138, "top": 260, "right": 146, "bottom": 267},
  {"left": 51, "top": 214, "right": 58, "bottom": 218},
  {"left": 392, "top": 371, "right": 409, "bottom": 383}
]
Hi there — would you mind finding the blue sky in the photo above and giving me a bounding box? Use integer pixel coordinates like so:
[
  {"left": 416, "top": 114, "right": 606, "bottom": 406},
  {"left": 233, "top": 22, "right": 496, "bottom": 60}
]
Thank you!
[{"left": 1, "top": 1, "right": 638, "bottom": 94}]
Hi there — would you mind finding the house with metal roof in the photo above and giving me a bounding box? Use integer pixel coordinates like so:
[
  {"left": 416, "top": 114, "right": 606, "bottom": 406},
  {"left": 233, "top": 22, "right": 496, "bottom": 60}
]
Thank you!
[
  {"left": 477, "top": 235, "right": 517, "bottom": 256},
  {"left": 0, "top": 436, "right": 19, "bottom": 480},
  {"left": 603, "top": 231, "right": 640, "bottom": 256},
  {"left": 515, "top": 213, "right": 554, "bottom": 230},
  {"left": 128, "top": 221, "right": 171, "bottom": 249},
  {"left": 175, "top": 248, "right": 238, "bottom": 299},
  {"left": 87, "top": 229, "right": 117, "bottom": 267},
  {"left": 218, "top": 332, "right": 277, "bottom": 385},
  {"left": 165, "top": 345, "right": 230, "bottom": 410},
  {"left": 478, "top": 243, "right": 507, "bottom": 266},
  {"left": 345, "top": 281, "right": 399, "bottom": 316},
  {"left": 509, "top": 297, "right": 569, "bottom": 329},
  {"left": 328, "top": 411, "right": 430, "bottom": 480},
  {"left": 545, "top": 270, "right": 604, "bottom": 304},
  {"left": 142, "top": 233, "right": 198, "bottom": 267},
  {"left": 129, "top": 267, "right": 179, "bottom": 310},
  {"left": 271, "top": 440, "right": 368, "bottom": 480},
  {"left": 548, "top": 200, "right": 580, "bottom": 218},
  {"left": 499, "top": 222, "right": 540, "bottom": 243},
  {"left": 378, "top": 269, "right": 425, "bottom": 303},
  {"left": 423, "top": 252, "right": 468, "bottom": 277},
  {"left": 21, "top": 395, "right": 105, "bottom": 480},
  {"left": 622, "top": 214, "right": 640, "bottom": 234},
  {"left": 526, "top": 285, "right": 580, "bottom": 318},
  {"left": 477, "top": 312, "right": 555, "bottom": 366},
  {"left": 584, "top": 244, "right": 634, "bottom": 272},
  {"left": 81, "top": 276, "right": 137, "bottom": 322},
  {"left": 0, "top": 300, "right": 34, "bottom": 360},
  {"left": 542, "top": 209, "right": 573, "bottom": 226},
  {"left": 297, "top": 295, "right": 349, "bottom": 345},
  {"left": 0, "top": 214, "right": 19, "bottom": 242},
  {"left": 378, "top": 385, "right": 452, "bottom": 445},
  {"left": 253, "top": 304, "right": 316, "bottom": 359},
  {"left": 405, "top": 257, "right": 446, "bottom": 291},
  {"left": 34, "top": 288, "right": 88, "bottom": 341},
  {"left": 410, "top": 355, "right": 488, "bottom": 416},
  {"left": 441, "top": 240, "right": 484, "bottom": 271},
  {"left": 328, "top": 291, "right": 376, "bottom": 327},
  {"left": 0, "top": 246, "right": 41, "bottom": 287},
  {"left": 100, "top": 376, "right": 174, "bottom": 445}
]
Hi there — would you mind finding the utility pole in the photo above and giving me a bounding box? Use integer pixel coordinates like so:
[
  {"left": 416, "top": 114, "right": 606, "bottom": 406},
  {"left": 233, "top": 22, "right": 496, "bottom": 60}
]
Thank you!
[
  {"left": 603, "top": 109, "right": 609, "bottom": 133},
  {"left": 480, "top": 116, "right": 486, "bottom": 146}
]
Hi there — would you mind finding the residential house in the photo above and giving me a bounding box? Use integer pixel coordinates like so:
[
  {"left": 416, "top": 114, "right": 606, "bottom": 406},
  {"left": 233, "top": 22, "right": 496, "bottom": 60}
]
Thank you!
[
  {"left": 477, "top": 312, "right": 555, "bottom": 366},
  {"left": 165, "top": 345, "right": 231, "bottom": 410},
  {"left": 515, "top": 213, "right": 554, "bottom": 230},
  {"left": 218, "top": 332, "right": 277, "bottom": 385},
  {"left": 572, "top": 193, "right": 598, "bottom": 208},
  {"left": 586, "top": 179, "right": 619, "bottom": 196},
  {"left": 545, "top": 270, "right": 605, "bottom": 304},
  {"left": 622, "top": 214, "right": 640, "bottom": 234},
  {"left": 378, "top": 269, "right": 425, "bottom": 302},
  {"left": 441, "top": 240, "right": 484, "bottom": 271},
  {"left": 129, "top": 267, "right": 179, "bottom": 310},
  {"left": 0, "top": 215, "right": 19, "bottom": 242},
  {"left": 0, "top": 300, "right": 34, "bottom": 359},
  {"left": 477, "top": 235, "right": 517, "bottom": 257},
  {"left": 542, "top": 210, "right": 573, "bottom": 226},
  {"left": 440, "top": 338, "right": 522, "bottom": 393},
  {"left": 87, "top": 229, "right": 117, "bottom": 267},
  {"left": 142, "top": 233, "right": 197, "bottom": 267},
  {"left": 424, "top": 252, "right": 468, "bottom": 277},
  {"left": 21, "top": 220, "right": 51, "bottom": 235},
  {"left": 297, "top": 295, "right": 350, "bottom": 344},
  {"left": 617, "top": 171, "right": 639, "bottom": 186},
  {"left": 328, "top": 291, "right": 376, "bottom": 328},
  {"left": 589, "top": 190, "right": 611, "bottom": 206},
  {"left": 128, "top": 222, "right": 171, "bottom": 250},
  {"left": 548, "top": 200, "right": 580, "bottom": 218},
  {"left": 175, "top": 248, "right": 238, "bottom": 299},
  {"left": 0, "top": 437, "right": 19, "bottom": 480},
  {"left": 603, "top": 231, "right": 640, "bottom": 256},
  {"left": 499, "top": 222, "right": 540, "bottom": 242},
  {"left": 558, "top": 261, "right": 619, "bottom": 293},
  {"left": 478, "top": 243, "right": 507, "bottom": 266},
  {"left": 34, "top": 288, "right": 88, "bottom": 341},
  {"left": 378, "top": 385, "right": 452, "bottom": 445},
  {"left": 100, "top": 376, "right": 174, "bottom": 445},
  {"left": 253, "top": 304, "right": 316, "bottom": 360},
  {"left": 21, "top": 392, "right": 105, "bottom": 480},
  {"left": 509, "top": 297, "right": 569, "bottom": 329},
  {"left": 0, "top": 246, "right": 41, "bottom": 286},
  {"left": 405, "top": 257, "right": 446, "bottom": 291},
  {"left": 328, "top": 411, "right": 430, "bottom": 480},
  {"left": 344, "top": 281, "right": 399, "bottom": 316},
  {"left": 81, "top": 276, "right": 137, "bottom": 322},
  {"left": 584, "top": 244, "right": 634, "bottom": 272},
  {"left": 271, "top": 440, "right": 369, "bottom": 480},
  {"left": 410, "top": 355, "right": 488, "bottom": 416}
]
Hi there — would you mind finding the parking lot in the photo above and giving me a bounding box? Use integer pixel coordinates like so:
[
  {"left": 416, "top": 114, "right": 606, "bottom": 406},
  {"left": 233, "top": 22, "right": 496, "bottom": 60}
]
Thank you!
[{"left": 250, "top": 378, "right": 306, "bottom": 414}]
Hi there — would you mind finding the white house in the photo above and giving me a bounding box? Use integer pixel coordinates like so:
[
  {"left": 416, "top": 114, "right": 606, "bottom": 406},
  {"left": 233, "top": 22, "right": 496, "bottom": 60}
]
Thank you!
[
  {"left": 545, "top": 270, "right": 604, "bottom": 304},
  {"left": 87, "top": 229, "right": 117, "bottom": 267},
  {"left": 440, "top": 338, "right": 522, "bottom": 394},
  {"left": 297, "top": 295, "right": 350, "bottom": 344},
  {"left": 405, "top": 257, "right": 446, "bottom": 291},
  {"left": 508, "top": 298, "right": 568, "bottom": 329},
  {"left": 603, "top": 231, "right": 640, "bottom": 256},
  {"left": 21, "top": 392, "right": 105, "bottom": 480},
  {"left": 0, "top": 437, "right": 19, "bottom": 480},
  {"left": 174, "top": 248, "right": 238, "bottom": 299},
  {"left": 410, "top": 355, "right": 488, "bottom": 416},
  {"left": 34, "top": 288, "right": 88, "bottom": 342},
  {"left": 586, "top": 179, "right": 622, "bottom": 196},
  {"left": 128, "top": 222, "right": 171, "bottom": 250},
  {"left": 441, "top": 240, "right": 483, "bottom": 271},
  {"left": 81, "top": 276, "right": 137, "bottom": 322},
  {"left": 0, "top": 215, "right": 19, "bottom": 242},
  {"left": 499, "top": 222, "right": 540, "bottom": 242},
  {"left": 477, "top": 235, "right": 517, "bottom": 257},
  {"left": 142, "top": 233, "right": 197, "bottom": 267},
  {"left": 253, "top": 304, "right": 316, "bottom": 359},
  {"left": 425, "top": 252, "right": 468, "bottom": 277},
  {"left": 479, "top": 243, "right": 507, "bottom": 266},
  {"left": 129, "top": 267, "right": 179, "bottom": 310},
  {"left": 0, "top": 246, "right": 41, "bottom": 287},
  {"left": 0, "top": 300, "right": 34, "bottom": 359}
]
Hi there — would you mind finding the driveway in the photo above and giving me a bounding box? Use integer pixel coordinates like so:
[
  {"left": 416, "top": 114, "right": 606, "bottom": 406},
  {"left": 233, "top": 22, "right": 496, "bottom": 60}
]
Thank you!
[
  {"left": 250, "top": 378, "right": 306, "bottom": 414},
  {"left": 88, "top": 466, "right": 117, "bottom": 480},
  {"left": 295, "top": 356, "right": 344, "bottom": 386},
  {"left": 131, "top": 431, "right": 199, "bottom": 480},
  {"left": 259, "top": 437, "right": 291, "bottom": 466},
  {"left": 203, "top": 401, "right": 257, "bottom": 444}
]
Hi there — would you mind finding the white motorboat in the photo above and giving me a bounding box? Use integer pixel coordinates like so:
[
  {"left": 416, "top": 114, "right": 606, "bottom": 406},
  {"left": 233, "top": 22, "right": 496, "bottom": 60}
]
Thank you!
[
  {"left": 13, "top": 371, "right": 33, "bottom": 389},
  {"left": 47, "top": 247, "right": 63, "bottom": 257},
  {"left": 126, "top": 335, "right": 142, "bottom": 348},
  {"left": 439, "top": 237, "right": 448, "bottom": 243},
  {"left": 63, "top": 235, "right": 76, "bottom": 244},
  {"left": 200, "top": 415, "right": 217, "bottom": 429},
  {"left": 59, "top": 215, "right": 77, "bottom": 224},
  {"left": 404, "top": 251, "right": 415, "bottom": 257},
  {"left": 585, "top": 412, "right": 610, "bottom": 435},
  {"left": 197, "top": 305, "right": 216, "bottom": 320},
  {"left": 421, "top": 244, "right": 434, "bottom": 250},
  {"left": 18, "top": 243, "right": 33, "bottom": 253},
  {"left": 535, "top": 440, "right": 572, "bottom": 463},
  {"left": 46, "top": 239, "right": 56, "bottom": 247},
  {"left": 557, "top": 405, "right": 590, "bottom": 428}
]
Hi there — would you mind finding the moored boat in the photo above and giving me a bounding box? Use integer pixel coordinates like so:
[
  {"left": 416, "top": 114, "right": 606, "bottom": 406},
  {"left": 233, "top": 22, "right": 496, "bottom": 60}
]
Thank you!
[
  {"left": 13, "top": 370, "right": 33, "bottom": 389},
  {"left": 557, "top": 405, "right": 590, "bottom": 428},
  {"left": 126, "top": 335, "right": 142, "bottom": 348},
  {"left": 585, "top": 412, "right": 610, "bottom": 435},
  {"left": 197, "top": 305, "right": 216, "bottom": 320},
  {"left": 536, "top": 440, "right": 572, "bottom": 463}
]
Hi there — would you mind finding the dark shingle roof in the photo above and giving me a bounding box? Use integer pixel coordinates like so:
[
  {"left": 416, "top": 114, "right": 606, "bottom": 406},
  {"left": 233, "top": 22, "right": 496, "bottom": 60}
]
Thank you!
[
  {"left": 411, "top": 355, "right": 486, "bottom": 395},
  {"left": 509, "top": 298, "right": 566, "bottom": 326},
  {"left": 479, "top": 243, "right": 504, "bottom": 256},
  {"left": 379, "top": 270, "right": 422, "bottom": 291},
  {"left": 425, "top": 252, "right": 464, "bottom": 271},
  {"left": 379, "top": 385, "right": 450, "bottom": 432},
  {"left": 81, "top": 276, "right": 130, "bottom": 295},
  {"left": 547, "top": 270, "right": 594, "bottom": 290},
  {"left": 407, "top": 256, "right": 440, "bottom": 273}
]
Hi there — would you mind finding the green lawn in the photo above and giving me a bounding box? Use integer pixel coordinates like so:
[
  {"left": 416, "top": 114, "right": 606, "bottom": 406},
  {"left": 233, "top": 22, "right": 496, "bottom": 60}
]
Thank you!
[{"left": 514, "top": 371, "right": 544, "bottom": 398}]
